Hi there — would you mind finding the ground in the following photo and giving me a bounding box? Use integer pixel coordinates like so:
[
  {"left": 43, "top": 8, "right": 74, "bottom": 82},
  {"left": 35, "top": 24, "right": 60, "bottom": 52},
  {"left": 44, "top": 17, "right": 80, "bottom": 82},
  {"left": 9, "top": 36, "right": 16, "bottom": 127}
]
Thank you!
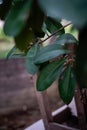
[
  {"left": 0, "top": 81, "right": 64, "bottom": 130},
  {"left": 0, "top": 107, "right": 41, "bottom": 130}
]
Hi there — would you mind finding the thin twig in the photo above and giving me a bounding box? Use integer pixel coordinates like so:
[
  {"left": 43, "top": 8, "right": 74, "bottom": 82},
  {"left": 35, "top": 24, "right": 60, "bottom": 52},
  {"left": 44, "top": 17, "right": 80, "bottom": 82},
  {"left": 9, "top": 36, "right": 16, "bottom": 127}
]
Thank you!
[{"left": 39, "top": 22, "right": 72, "bottom": 44}]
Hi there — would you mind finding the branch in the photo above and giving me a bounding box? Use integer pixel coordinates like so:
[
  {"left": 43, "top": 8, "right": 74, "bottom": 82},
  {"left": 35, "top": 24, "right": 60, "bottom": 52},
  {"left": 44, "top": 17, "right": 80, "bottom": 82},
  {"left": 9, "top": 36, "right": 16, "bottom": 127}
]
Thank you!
[{"left": 39, "top": 22, "right": 72, "bottom": 44}]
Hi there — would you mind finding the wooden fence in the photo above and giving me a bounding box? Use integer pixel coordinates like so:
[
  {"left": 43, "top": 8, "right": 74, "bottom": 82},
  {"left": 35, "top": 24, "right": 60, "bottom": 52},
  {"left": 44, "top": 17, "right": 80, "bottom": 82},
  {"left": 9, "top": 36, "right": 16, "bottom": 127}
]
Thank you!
[{"left": 0, "top": 58, "right": 37, "bottom": 115}]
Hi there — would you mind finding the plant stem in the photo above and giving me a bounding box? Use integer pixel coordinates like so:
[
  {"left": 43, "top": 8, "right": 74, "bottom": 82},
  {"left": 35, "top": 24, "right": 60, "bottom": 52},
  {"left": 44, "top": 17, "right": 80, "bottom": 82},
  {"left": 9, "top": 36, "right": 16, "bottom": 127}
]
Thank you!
[{"left": 39, "top": 22, "right": 72, "bottom": 44}]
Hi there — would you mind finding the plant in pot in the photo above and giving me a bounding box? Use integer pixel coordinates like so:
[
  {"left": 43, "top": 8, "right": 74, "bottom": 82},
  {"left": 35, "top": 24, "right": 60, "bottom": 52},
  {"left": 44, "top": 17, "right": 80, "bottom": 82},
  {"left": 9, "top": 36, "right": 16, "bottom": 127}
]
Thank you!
[{"left": 0, "top": 0, "right": 87, "bottom": 129}]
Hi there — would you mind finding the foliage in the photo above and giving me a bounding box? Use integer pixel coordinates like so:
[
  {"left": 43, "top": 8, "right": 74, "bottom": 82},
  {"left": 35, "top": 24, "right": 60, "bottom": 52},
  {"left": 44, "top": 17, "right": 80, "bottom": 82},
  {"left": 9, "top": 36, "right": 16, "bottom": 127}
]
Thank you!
[
  {"left": 38, "top": 0, "right": 87, "bottom": 27},
  {"left": 0, "top": 0, "right": 87, "bottom": 104}
]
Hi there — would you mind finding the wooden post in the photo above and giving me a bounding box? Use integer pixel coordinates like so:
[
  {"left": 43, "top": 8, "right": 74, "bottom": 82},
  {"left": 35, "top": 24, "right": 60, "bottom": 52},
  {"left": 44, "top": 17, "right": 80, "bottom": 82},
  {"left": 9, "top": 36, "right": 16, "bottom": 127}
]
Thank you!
[
  {"left": 34, "top": 74, "right": 53, "bottom": 129},
  {"left": 75, "top": 85, "right": 87, "bottom": 130}
]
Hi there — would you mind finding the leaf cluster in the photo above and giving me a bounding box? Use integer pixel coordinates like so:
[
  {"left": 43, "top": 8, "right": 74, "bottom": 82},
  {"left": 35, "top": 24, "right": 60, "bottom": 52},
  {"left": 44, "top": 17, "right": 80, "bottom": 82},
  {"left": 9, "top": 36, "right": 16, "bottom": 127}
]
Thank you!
[{"left": 1, "top": 0, "right": 84, "bottom": 104}]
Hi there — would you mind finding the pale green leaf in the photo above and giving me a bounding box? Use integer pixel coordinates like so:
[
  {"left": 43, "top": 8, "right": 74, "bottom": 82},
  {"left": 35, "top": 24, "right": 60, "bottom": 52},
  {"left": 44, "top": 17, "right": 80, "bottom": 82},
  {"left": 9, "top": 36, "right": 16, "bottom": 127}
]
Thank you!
[
  {"left": 6, "top": 46, "right": 25, "bottom": 59},
  {"left": 26, "top": 43, "right": 40, "bottom": 74},
  {"left": 56, "top": 33, "right": 78, "bottom": 45},
  {"left": 35, "top": 49, "right": 70, "bottom": 64},
  {"left": 38, "top": 0, "right": 87, "bottom": 26},
  {"left": 34, "top": 43, "right": 70, "bottom": 64}
]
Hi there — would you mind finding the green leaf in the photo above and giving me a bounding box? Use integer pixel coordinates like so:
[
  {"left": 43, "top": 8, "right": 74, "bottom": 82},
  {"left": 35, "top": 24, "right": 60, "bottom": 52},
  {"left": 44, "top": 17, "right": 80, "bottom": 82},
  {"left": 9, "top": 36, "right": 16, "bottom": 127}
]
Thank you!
[
  {"left": 26, "top": 60, "right": 39, "bottom": 75},
  {"left": 15, "top": 24, "right": 34, "bottom": 52},
  {"left": 28, "top": 0, "right": 45, "bottom": 38},
  {"left": 26, "top": 43, "right": 40, "bottom": 74},
  {"left": 37, "top": 58, "right": 65, "bottom": 91},
  {"left": 7, "top": 46, "right": 16, "bottom": 59},
  {"left": 6, "top": 46, "right": 25, "bottom": 59},
  {"left": 45, "top": 17, "right": 65, "bottom": 34},
  {"left": 56, "top": 33, "right": 78, "bottom": 45},
  {"left": 34, "top": 44, "right": 70, "bottom": 64},
  {"left": 58, "top": 65, "right": 75, "bottom": 104},
  {"left": 37, "top": 44, "right": 63, "bottom": 54},
  {"left": 4, "top": 0, "right": 33, "bottom": 36},
  {"left": 38, "top": 0, "right": 87, "bottom": 27},
  {"left": 35, "top": 50, "right": 70, "bottom": 64}
]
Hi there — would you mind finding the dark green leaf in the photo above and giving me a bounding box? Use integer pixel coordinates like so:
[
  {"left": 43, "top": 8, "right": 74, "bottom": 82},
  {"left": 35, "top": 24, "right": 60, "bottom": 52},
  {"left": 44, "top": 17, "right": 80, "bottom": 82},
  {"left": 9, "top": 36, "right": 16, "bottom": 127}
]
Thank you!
[
  {"left": 4, "top": 0, "right": 33, "bottom": 36},
  {"left": 58, "top": 65, "right": 75, "bottom": 104},
  {"left": 38, "top": 0, "right": 87, "bottom": 27},
  {"left": 45, "top": 17, "right": 65, "bottom": 34},
  {"left": 26, "top": 43, "right": 40, "bottom": 74},
  {"left": 28, "top": 0, "right": 45, "bottom": 38},
  {"left": 15, "top": 24, "right": 34, "bottom": 52},
  {"left": 37, "top": 58, "right": 65, "bottom": 91}
]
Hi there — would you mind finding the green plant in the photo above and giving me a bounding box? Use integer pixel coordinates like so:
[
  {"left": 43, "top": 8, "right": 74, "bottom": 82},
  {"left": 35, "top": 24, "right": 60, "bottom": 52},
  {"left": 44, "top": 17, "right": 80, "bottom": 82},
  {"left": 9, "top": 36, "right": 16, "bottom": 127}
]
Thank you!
[{"left": 0, "top": 0, "right": 87, "bottom": 106}]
